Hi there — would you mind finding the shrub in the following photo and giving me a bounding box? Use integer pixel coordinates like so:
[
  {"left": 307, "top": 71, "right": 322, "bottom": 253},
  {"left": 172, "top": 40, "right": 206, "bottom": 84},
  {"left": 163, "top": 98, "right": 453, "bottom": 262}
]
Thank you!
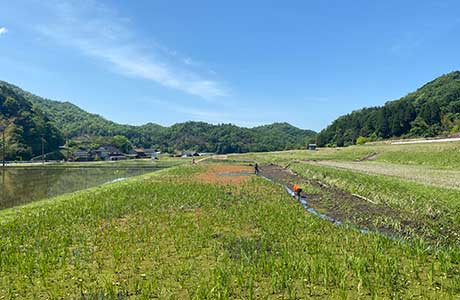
[{"left": 356, "top": 136, "right": 369, "bottom": 145}]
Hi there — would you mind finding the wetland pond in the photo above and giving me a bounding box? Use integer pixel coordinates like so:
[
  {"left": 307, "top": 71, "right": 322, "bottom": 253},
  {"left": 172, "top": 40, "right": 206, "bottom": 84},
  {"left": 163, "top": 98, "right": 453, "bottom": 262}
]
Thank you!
[{"left": 0, "top": 164, "right": 164, "bottom": 210}]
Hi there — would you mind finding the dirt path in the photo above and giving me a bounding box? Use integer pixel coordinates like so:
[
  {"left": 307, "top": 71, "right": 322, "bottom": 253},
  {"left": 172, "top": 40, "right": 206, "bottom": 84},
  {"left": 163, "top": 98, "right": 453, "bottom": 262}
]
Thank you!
[
  {"left": 259, "top": 164, "right": 432, "bottom": 242},
  {"left": 392, "top": 137, "right": 460, "bottom": 145}
]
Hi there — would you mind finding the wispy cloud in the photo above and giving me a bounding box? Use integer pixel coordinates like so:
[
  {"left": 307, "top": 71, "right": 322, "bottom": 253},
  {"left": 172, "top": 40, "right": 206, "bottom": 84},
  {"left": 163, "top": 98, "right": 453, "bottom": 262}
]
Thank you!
[
  {"left": 37, "top": 1, "right": 228, "bottom": 99},
  {"left": 0, "top": 27, "right": 7, "bottom": 35}
]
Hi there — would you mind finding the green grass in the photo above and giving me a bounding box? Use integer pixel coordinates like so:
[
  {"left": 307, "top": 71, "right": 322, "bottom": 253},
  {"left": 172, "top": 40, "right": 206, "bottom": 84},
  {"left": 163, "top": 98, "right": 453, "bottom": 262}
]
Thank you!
[
  {"left": 236, "top": 143, "right": 460, "bottom": 243},
  {"left": 236, "top": 141, "right": 460, "bottom": 170},
  {"left": 305, "top": 160, "right": 460, "bottom": 190},
  {"left": 289, "top": 162, "right": 460, "bottom": 244},
  {"left": 2, "top": 164, "right": 460, "bottom": 299}
]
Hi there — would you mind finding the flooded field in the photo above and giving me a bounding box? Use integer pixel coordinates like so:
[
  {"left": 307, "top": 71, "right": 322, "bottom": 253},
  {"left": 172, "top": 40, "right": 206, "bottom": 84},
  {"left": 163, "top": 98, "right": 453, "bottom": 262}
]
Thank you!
[{"left": 0, "top": 165, "right": 162, "bottom": 209}]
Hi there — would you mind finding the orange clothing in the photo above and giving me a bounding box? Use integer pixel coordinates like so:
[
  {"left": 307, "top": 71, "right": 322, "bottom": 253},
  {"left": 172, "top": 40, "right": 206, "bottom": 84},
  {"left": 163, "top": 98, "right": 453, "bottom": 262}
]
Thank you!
[{"left": 293, "top": 184, "right": 301, "bottom": 192}]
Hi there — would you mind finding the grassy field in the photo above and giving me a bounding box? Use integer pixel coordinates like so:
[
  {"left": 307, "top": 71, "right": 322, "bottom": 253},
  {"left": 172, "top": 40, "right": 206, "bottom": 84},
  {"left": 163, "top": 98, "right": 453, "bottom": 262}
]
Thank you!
[
  {"left": 2, "top": 157, "right": 460, "bottom": 299},
  {"left": 303, "top": 160, "right": 460, "bottom": 190},
  {"left": 236, "top": 141, "right": 460, "bottom": 170},
  {"left": 237, "top": 142, "right": 460, "bottom": 243}
]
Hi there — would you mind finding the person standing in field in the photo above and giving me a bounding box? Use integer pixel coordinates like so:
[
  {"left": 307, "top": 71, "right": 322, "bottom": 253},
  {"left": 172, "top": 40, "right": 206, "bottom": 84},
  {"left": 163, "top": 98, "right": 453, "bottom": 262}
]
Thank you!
[{"left": 254, "top": 163, "right": 260, "bottom": 175}]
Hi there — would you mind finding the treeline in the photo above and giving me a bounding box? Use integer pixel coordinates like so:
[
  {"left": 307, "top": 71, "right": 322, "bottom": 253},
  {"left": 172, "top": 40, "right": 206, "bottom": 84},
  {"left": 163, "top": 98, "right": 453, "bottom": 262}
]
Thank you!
[
  {"left": 62, "top": 121, "right": 316, "bottom": 154},
  {"left": 0, "top": 81, "right": 316, "bottom": 155},
  {"left": 159, "top": 121, "right": 316, "bottom": 153},
  {"left": 317, "top": 71, "right": 460, "bottom": 146},
  {"left": 0, "top": 84, "right": 63, "bottom": 160}
]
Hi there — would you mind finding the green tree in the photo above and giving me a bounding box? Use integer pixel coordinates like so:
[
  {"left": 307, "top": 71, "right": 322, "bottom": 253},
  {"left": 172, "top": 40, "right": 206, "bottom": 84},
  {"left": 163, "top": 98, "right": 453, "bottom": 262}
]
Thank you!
[{"left": 111, "top": 135, "right": 132, "bottom": 153}]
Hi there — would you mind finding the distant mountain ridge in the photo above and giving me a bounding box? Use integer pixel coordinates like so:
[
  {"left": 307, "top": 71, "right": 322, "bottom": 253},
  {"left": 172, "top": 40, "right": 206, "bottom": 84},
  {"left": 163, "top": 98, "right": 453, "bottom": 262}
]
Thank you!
[
  {"left": 317, "top": 71, "right": 460, "bottom": 146},
  {"left": 0, "top": 81, "right": 316, "bottom": 154}
]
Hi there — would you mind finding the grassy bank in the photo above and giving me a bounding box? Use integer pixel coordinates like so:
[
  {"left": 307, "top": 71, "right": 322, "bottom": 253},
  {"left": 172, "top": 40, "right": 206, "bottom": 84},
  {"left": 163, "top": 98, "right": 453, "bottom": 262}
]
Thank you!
[{"left": 1, "top": 163, "right": 460, "bottom": 299}]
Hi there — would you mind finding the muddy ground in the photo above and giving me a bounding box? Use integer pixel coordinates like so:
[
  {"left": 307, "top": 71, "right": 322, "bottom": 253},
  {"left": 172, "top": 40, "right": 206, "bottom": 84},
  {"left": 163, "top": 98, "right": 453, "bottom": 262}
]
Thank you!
[{"left": 259, "top": 163, "right": 443, "bottom": 244}]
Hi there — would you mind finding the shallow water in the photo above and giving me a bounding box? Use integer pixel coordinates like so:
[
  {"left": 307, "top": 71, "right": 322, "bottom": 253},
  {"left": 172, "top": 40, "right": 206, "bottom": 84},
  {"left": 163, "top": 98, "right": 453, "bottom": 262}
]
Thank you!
[
  {"left": 283, "top": 185, "right": 343, "bottom": 225},
  {"left": 0, "top": 166, "right": 161, "bottom": 210}
]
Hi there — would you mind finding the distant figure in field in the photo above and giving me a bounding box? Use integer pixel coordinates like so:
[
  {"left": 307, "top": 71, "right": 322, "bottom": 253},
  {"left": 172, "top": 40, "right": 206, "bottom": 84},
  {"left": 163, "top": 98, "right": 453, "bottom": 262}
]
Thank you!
[
  {"left": 192, "top": 158, "right": 196, "bottom": 164},
  {"left": 292, "top": 184, "right": 302, "bottom": 199},
  {"left": 254, "top": 163, "right": 260, "bottom": 175}
]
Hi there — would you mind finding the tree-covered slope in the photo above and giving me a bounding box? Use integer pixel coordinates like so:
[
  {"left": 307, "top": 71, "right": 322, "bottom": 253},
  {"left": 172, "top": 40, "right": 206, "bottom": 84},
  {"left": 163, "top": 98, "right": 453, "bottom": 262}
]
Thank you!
[
  {"left": 0, "top": 81, "right": 163, "bottom": 141},
  {"left": 253, "top": 122, "right": 316, "bottom": 152},
  {"left": 0, "top": 84, "right": 63, "bottom": 160},
  {"left": 317, "top": 71, "right": 460, "bottom": 146},
  {"left": 164, "top": 122, "right": 316, "bottom": 153},
  {"left": 0, "top": 81, "right": 316, "bottom": 154}
]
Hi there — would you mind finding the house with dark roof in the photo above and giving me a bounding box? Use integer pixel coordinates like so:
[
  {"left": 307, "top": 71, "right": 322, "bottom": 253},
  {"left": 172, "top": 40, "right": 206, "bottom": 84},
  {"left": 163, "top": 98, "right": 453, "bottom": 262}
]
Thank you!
[
  {"left": 72, "top": 150, "right": 93, "bottom": 161},
  {"left": 128, "top": 148, "right": 154, "bottom": 159},
  {"left": 95, "top": 146, "right": 124, "bottom": 160}
]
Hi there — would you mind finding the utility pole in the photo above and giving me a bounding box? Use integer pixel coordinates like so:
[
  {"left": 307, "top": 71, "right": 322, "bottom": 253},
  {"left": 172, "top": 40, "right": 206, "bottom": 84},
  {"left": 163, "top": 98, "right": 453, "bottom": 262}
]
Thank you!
[
  {"left": 2, "top": 130, "right": 4, "bottom": 168},
  {"left": 41, "top": 135, "right": 45, "bottom": 165},
  {"left": 0, "top": 124, "right": 6, "bottom": 168}
]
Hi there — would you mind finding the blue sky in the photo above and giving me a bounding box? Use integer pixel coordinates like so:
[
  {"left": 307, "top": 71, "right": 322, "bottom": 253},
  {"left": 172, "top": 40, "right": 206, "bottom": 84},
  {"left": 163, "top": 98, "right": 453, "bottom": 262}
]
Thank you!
[{"left": 1, "top": 0, "right": 460, "bottom": 131}]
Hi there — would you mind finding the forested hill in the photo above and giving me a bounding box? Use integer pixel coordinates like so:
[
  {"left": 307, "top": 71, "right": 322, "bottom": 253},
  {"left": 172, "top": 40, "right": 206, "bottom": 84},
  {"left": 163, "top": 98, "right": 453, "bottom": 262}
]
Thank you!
[
  {"left": 0, "top": 83, "right": 63, "bottom": 160},
  {"left": 0, "top": 81, "right": 316, "bottom": 154},
  {"left": 0, "top": 80, "right": 148, "bottom": 138},
  {"left": 317, "top": 71, "right": 460, "bottom": 146}
]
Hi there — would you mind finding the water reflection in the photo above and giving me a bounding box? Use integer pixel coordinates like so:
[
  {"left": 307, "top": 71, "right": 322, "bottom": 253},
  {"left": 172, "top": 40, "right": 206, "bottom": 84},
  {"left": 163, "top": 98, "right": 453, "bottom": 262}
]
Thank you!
[{"left": 0, "top": 167, "right": 160, "bottom": 210}]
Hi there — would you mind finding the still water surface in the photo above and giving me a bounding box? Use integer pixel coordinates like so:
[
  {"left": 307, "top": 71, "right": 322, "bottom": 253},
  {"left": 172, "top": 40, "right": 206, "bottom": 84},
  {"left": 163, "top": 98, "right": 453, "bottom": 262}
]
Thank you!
[{"left": 0, "top": 166, "right": 161, "bottom": 210}]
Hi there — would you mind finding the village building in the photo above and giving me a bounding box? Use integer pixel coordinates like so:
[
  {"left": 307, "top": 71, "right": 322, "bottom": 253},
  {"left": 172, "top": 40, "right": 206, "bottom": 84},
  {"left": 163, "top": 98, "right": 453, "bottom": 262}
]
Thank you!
[
  {"left": 144, "top": 149, "right": 159, "bottom": 159},
  {"left": 108, "top": 155, "right": 127, "bottom": 161},
  {"left": 128, "top": 148, "right": 147, "bottom": 159},
  {"left": 72, "top": 150, "right": 93, "bottom": 161},
  {"left": 94, "top": 146, "right": 124, "bottom": 160},
  {"left": 307, "top": 144, "right": 317, "bottom": 151}
]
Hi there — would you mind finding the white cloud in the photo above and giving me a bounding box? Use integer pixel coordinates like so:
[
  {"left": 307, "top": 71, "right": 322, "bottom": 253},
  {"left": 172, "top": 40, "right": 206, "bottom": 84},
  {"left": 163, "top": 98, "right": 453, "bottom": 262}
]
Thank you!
[
  {"left": 0, "top": 27, "right": 7, "bottom": 35},
  {"left": 37, "top": 1, "right": 228, "bottom": 99}
]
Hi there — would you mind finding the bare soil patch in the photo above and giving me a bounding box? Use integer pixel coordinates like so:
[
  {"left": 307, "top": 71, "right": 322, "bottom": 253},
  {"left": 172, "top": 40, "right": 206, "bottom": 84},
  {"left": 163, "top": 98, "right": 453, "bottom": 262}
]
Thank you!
[{"left": 194, "top": 165, "right": 253, "bottom": 185}]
